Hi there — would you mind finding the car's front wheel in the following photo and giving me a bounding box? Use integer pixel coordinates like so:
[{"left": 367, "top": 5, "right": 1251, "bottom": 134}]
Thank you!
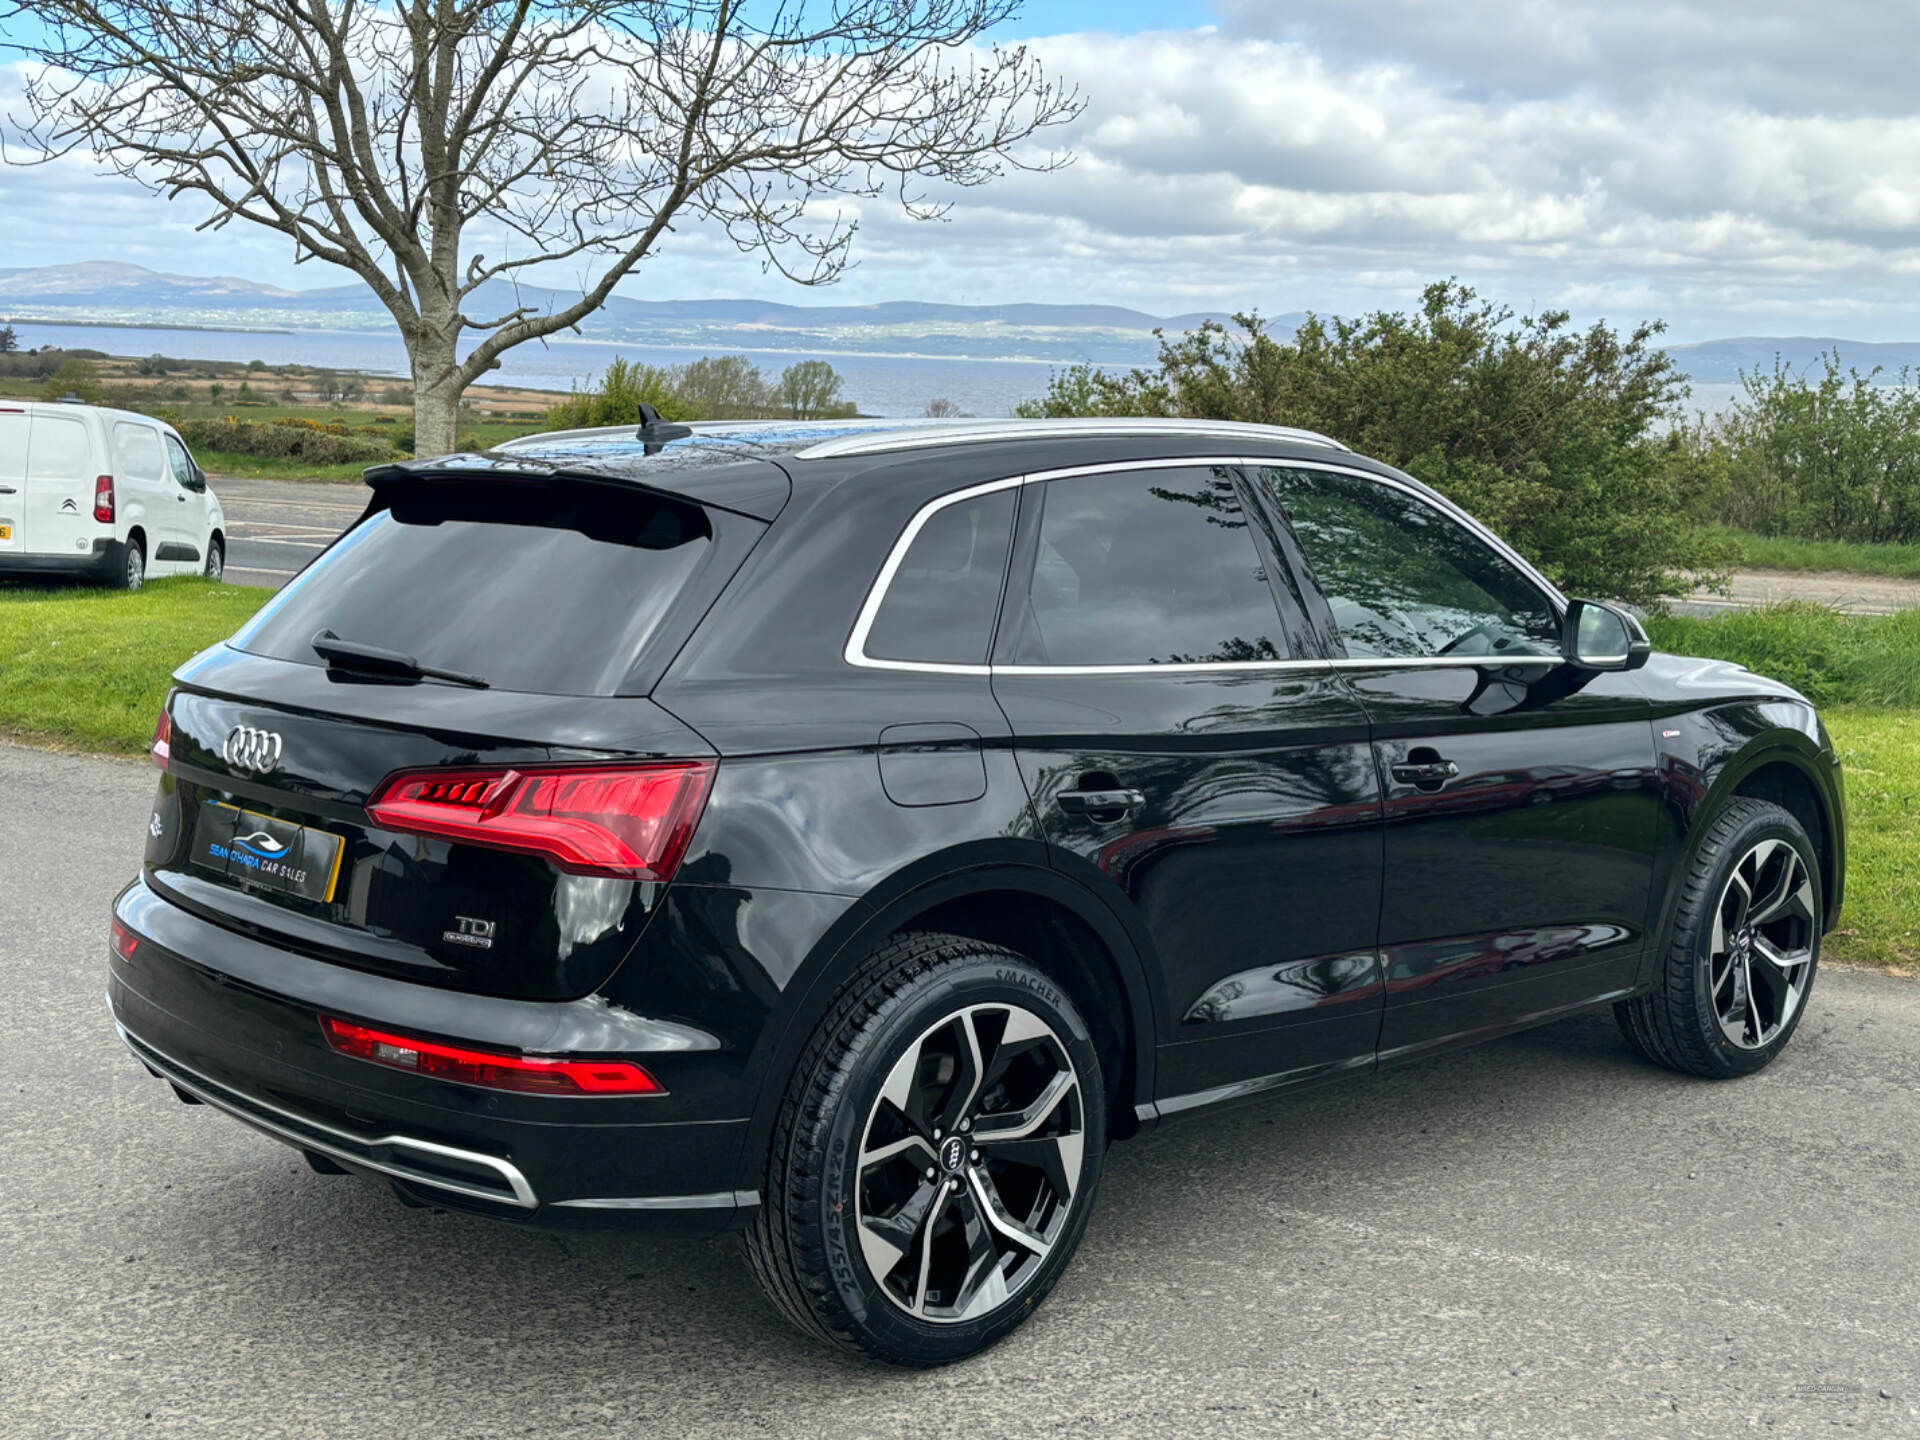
[
  {"left": 743, "top": 931, "right": 1105, "bottom": 1365},
  {"left": 1616, "top": 797, "right": 1821, "bottom": 1078}
]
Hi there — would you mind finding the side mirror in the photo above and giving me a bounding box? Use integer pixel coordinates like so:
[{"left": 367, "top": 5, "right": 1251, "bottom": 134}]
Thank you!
[
  {"left": 1562, "top": 599, "right": 1651, "bottom": 672},
  {"left": 184, "top": 465, "right": 207, "bottom": 493}
]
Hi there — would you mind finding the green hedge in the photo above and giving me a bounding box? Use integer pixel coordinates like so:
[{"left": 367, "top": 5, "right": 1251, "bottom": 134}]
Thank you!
[{"left": 174, "top": 416, "right": 398, "bottom": 465}]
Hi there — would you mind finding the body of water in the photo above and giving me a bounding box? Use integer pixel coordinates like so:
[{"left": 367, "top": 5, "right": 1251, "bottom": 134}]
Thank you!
[{"left": 10, "top": 321, "right": 1079, "bottom": 419}]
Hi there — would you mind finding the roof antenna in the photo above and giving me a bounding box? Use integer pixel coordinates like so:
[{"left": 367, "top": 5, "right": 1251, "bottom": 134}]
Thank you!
[{"left": 637, "top": 403, "right": 693, "bottom": 456}]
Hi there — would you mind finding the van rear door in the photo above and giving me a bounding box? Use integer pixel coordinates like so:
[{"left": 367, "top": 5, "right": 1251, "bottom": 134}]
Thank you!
[
  {"left": 0, "top": 406, "right": 25, "bottom": 556},
  {"left": 24, "top": 408, "right": 98, "bottom": 558}
]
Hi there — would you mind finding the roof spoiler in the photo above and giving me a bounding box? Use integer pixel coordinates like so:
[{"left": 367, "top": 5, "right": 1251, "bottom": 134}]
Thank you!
[{"left": 359, "top": 452, "right": 789, "bottom": 522}]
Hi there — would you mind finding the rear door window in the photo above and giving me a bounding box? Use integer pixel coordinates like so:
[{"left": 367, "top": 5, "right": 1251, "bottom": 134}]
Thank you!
[
  {"left": 232, "top": 482, "right": 740, "bottom": 696},
  {"left": 1012, "top": 466, "right": 1289, "bottom": 666},
  {"left": 27, "top": 413, "right": 90, "bottom": 478},
  {"left": 862, "top": 487, "right": 1016, "bottom": 665}
]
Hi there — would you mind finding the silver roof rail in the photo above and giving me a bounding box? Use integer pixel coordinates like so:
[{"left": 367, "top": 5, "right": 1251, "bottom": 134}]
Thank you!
[{"left": 791, "top": 417, "right": 1348, "bottom": 460}]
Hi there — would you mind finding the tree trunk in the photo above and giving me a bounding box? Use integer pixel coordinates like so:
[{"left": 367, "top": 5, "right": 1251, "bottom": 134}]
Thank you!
[{"left": 411, "top": 326, "right": 463, "bottom": 458}]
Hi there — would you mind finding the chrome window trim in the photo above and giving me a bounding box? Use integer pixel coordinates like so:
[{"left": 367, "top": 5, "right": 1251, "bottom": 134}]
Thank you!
[{"left": 844, "top": 456, "right": 1568, "bottom": 677}]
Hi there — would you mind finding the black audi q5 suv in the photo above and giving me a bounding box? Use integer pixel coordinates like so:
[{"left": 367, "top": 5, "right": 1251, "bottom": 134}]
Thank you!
[{"left": 111, "top": 416, "right": 1845, "bottom": 1365}]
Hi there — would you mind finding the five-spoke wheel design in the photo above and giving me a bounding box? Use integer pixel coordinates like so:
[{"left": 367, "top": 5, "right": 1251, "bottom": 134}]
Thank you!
[
  {"left": 855, "top": 1003, "right": 1084, "bottom": 1324},
  {"left": 1711, "top": 837, "right": 1816, "bottom": 1050}
]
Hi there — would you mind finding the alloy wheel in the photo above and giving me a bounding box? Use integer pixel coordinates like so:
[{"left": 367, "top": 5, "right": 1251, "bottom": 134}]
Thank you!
[
  {"left": 855, "top": 1003, "right": 1084, "bottom": 1324},
  {"left": 1710, "top": 837, "right": 1816, "bottom": 1050}
]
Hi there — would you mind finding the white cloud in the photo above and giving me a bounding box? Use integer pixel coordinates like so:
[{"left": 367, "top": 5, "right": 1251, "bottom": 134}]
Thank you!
[{"left": 10, "top": 6, "right": 1920, "bottom": 340}]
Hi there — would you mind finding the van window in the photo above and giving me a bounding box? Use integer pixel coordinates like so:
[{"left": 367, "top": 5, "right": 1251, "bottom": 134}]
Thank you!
[
  {"left": 864, "top": 488, "right": 1016, "bottom": 665},
  {"left": 28, "top": 414, "right": 90, "bottom": 478},
  {"left": 114, "top": 423, "right": 165, "bottom": 483}
]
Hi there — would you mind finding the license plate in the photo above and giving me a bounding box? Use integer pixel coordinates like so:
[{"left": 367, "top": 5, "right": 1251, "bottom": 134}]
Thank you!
[
  {"left": 0, "top": 524, "right": 11, "bottom": 541},
  {"left": 192, "top": 800, "right": 346, "bottom": 903}
]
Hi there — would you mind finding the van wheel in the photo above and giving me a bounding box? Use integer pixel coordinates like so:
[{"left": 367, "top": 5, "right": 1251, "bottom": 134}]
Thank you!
[
  {"left": 204, "top": 536, "right": 225, "bottom": 581},
  {"left": 743, "top": 931, "right": 1105, "bottom": 1366},
  {"left": 114, "top": 538, "right": 146, "bottom": 592}
]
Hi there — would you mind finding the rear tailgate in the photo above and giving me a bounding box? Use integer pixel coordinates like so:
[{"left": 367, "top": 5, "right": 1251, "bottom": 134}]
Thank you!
[{"left": 144, "top": 474, "right": 766, "bottom": 1000}]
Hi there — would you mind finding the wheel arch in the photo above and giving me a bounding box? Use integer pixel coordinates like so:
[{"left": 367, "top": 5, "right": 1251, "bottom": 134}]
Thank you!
[
  {"left": 733, "top": 861, "right": 1161, "bottom": 1195},
  {"left": 1645, "top": 719, "right": 1844, "bottom": 992}
]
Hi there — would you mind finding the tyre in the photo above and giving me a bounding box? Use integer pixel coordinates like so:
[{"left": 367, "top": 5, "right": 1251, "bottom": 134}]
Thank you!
[
  {"left": 743, "top": 931, "right": 1105, "bottom": 1366},
  {"left": 204, "top": 536, "right": 225, "bottom": 581},
  {"left": 1616, "top": 797, "right": 1821, "bottom": 1078},
  {"left": 113, "top": 537, "right": 146, "bottom": 592}
]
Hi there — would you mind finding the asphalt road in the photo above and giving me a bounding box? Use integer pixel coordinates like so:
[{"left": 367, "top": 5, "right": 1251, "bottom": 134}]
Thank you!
[
  {"left": 211, "top": 476, "right": 366, "bottom": 589},
  {"left": 3, "top": 743, "right": 1917, "bottom": 1439}
]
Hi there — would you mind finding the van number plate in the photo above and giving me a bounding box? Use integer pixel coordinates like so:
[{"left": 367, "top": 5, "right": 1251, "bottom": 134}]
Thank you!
[{"left": 0, "top": 524, "right": 11, "bottom": 540}]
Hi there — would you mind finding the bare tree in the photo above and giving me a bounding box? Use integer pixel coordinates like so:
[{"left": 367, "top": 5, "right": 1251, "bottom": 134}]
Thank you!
[
  {"left": 3, "top": 2, "right": 1078, "bottom": 454},
  {"left": 923, "top": 395, "right": 964, "bottom": 417}
]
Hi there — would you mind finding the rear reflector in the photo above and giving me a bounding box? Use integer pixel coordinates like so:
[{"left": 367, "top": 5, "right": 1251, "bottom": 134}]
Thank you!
[
  {"left": 94, "top": 475, "right": 115, "bottom": 525},
  {"left": 151, "top": 707, "right": 171, "bottom": 769},
  {"left": 110, "top": 919, "right": 139, "bottom": 961},
  {"left": 365, "top": 760, "right": 714, "bottom": 882},
  {"left": 320, "top": 1016, "right": 663, "bottom": 1096}
]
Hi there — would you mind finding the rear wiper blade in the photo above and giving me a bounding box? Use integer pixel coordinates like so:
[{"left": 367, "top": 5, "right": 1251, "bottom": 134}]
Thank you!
[{"left": 310, "top": 628, "right": 490, "bottom": 689}]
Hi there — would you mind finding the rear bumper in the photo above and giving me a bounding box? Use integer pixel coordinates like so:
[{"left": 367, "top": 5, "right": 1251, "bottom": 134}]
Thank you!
[
  {"left": 109, "top": 877, "right": 756, "bottom": 1233},
  {"left": 0, "top": 539, "right": 120, "bottom": 580}
]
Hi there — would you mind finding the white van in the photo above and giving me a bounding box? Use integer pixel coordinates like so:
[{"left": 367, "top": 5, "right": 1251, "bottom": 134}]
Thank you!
[{"left": 0, "top": 401, "right": 225, "bottom": 590}]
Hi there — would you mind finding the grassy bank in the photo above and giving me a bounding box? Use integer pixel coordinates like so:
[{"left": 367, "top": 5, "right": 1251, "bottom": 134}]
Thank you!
[
  {"left": 1713, "top": 526, "right": 1920, "bottom": 580},
  {"left": 0, "top": 580, "right": 268, "bottom": 754},
  {"left": 1821, "top": 709, "right": 1920, "bottom": 971},
  {"left": 1645, "top": 602, "right": 1920, "bottom": 707}
]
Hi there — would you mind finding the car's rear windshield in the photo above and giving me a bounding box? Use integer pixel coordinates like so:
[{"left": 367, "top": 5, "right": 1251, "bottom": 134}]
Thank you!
[{"left": 231, "top": 482, "right": 735, "bottom": 696}]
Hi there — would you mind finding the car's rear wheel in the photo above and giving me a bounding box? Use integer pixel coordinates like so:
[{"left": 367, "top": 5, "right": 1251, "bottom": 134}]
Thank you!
[
  {"left": 113, "top": 537, "right": 145, "bottom": 592},
  {"left": 204, "top": 536, "right": 225, "bottom": 581},
  {"left": 1616, "top": 797, "right": 1821, "bottom": 1078},
  {"left": 743, "top": 931, "right": 1105, "bottom": 1366}
]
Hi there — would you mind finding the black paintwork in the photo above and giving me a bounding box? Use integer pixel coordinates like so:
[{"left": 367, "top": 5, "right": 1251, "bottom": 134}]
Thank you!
[{"left": 108, "top": 424, "right": 1848, "bottom": 1229}]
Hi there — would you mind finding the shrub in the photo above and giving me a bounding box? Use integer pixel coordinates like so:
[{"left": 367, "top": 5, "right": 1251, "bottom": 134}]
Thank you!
[
  {"left": 1708, "top": 355, "right": 1920, "bottom": 545},
  {"left": 173, "top": 416, "right": 398, "bottom": 465},
  {"left": 39, "top": 357, "right": 105, "bottom": 403},
  {"left": 1017, "top": 281, "right": 1732, "bottom": 608},
  {"left": 545, "top": 357, "right": 694, "bottom": 428}
]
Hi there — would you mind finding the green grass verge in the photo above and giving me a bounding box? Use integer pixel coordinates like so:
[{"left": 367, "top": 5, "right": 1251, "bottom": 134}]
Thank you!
[
  {"left": 1645, "top": 602, "right": 1920, "bottom": 708},
  {"left": 1712, "top": 525, "right": 1920, "bottom": 580},
  {"left": 0, "top": 579, "right": 269, "bottom": 754},
  {"left": 1821, "top": 709, "right": 1920, "bottom": 971},
  {"left": 196, "top": 450, "right": 374, "bottom": 482}
]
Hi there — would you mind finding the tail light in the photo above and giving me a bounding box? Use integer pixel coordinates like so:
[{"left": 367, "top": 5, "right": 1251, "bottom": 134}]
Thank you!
[
  {"left": 366, "top": 760, "right": 715, "bottom": 881},
  {"left": 151, "top": 706, "right": 172, "bottom": 768},
  {"left": 94, "top": 475, "right": 115, "bottom": 524},
  {"left": 320, "top": 1016, "right": 663, "bottom": 1096},
  {"left": 110, "top": 918, "right": 140, "bottom": 961}
]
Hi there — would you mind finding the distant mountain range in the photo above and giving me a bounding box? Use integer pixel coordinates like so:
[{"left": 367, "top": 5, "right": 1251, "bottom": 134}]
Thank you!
[
  {"left": 0, "top": 262, "right": 1250, "bottom": 365},
  {"left": 5, "top": 262, "right": 1919, "bottom": 382}
]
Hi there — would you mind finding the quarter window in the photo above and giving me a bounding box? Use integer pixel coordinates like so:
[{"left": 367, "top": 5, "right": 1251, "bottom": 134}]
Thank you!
[
  {"left": 1252, "top": 466, "right": 1559, "bottom": 660},
  {"left": 863, "top": 487, "right": 1016, "bottom": 665},
  {"left": 1014, "top": 467, "right": 1287, "bottom": 666},
  {"left": 113, "top": 423, "right": 165, "bottom": 483}
]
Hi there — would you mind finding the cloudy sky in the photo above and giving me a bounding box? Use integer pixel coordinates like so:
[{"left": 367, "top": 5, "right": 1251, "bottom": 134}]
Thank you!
[{"left": 5, "top": 0, "right": 1920, "bottom": 340}]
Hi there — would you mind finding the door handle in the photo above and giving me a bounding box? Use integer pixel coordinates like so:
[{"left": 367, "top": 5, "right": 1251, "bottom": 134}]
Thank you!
[
  {"left": 177, "top": 493, "right": 188, "bottom": 502},
  {"left": 1056, "top": 788, "right": 1145, "bottom": 817},
  {"left": 1391, "top": 757, "right": 1458, "bottom": 787}
]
